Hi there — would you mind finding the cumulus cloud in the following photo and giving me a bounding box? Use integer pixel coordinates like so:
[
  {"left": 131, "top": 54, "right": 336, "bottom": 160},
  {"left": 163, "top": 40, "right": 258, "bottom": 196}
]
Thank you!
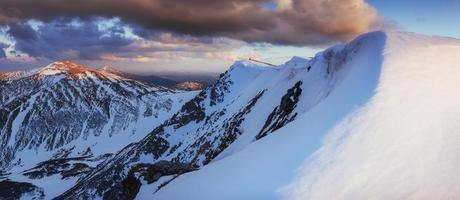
[{"left": 0, "top": 0, "right": 379, "bottom": 46}]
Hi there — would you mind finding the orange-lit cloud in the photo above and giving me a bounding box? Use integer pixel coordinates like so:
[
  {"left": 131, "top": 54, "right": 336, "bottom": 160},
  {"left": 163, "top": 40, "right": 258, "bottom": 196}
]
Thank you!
[{"left": 0, "top": 0, "right": 380, "bottom": 46}]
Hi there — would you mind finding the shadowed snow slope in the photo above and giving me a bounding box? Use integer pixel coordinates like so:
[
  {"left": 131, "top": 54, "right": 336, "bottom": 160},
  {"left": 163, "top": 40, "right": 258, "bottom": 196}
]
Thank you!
[{"left": 153, "top": 31, "right": 460, "bottom": 200}]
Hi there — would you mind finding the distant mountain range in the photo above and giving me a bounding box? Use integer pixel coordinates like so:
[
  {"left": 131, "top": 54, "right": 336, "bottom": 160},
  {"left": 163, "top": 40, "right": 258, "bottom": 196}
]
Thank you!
[{"left": 101, "top": 66, "right": 210, "bottom": 90}]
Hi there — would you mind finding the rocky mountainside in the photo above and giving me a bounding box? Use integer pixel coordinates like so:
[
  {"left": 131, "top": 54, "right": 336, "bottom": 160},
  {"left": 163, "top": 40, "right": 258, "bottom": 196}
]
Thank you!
[{"left": 0, "top": 61, "right": 196, "bottom": 198}]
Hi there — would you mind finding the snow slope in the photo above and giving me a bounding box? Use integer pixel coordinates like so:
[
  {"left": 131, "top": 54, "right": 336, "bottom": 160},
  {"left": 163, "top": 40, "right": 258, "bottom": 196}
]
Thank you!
[
  {"left": 284, "top": 32, "right": 460, "bottom": 200},
  {"left": 152, "top": 31, "right": 460, "bottom": 200}
]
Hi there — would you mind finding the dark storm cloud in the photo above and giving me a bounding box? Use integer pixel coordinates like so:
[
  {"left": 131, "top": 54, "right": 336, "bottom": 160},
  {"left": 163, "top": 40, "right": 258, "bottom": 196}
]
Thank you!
[
  {"left": 7, "top": 23, "right": 37, "bottom": 41},
  {"left": 0, "top": 0, "right": 379, "bottom": 46},
  {"left": 6, "top": 19, "right": 134, "bottom": 60},
  {"left": 3, "top": 18, "right": 243, "bottom": 62},
  {"left": 0, "top": 43, "right": 8, "bottom": 58}
]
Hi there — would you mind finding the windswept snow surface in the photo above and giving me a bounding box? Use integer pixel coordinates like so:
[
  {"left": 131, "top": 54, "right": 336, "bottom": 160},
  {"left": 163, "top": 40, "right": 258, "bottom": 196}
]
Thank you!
[
  {"left": 284, "top": 32, "right": 460, "bottom": 200},
  {"left": 152, "top": 31, "right": 460, "bottom": 200}
]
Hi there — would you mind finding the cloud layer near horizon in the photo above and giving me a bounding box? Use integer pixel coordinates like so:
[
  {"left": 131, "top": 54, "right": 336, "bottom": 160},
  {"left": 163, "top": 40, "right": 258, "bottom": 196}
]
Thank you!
[{"left": 0, "top": 0, "right": 379, "bottom": 46}]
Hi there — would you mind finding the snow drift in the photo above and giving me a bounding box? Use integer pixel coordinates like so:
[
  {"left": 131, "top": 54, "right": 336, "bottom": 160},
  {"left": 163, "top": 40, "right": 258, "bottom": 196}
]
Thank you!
[{"left": 152, "top": 31, "right": 460, "bottom": 200}]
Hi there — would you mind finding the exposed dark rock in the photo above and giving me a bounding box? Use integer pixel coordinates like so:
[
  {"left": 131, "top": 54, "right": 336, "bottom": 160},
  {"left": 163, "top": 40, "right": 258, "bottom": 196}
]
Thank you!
[
  {"left": 256, "top": 81, "right": 303, "bottom": 140},
  {"left": 102, "top": 175, "right": 141, "bottom": 200},
  {"left": 202, "top": 90, "right": 265, "bottom": 165},
  {"left": 22, "top": 157, "right": 92, "bottom": 180},
  {"left": 103, "top": 161, "right": 196, "bottom": 200},
  {"left": 131, "top": 161, "right": 196, "bottom": 184},
  {"left": 138, "top": 134, "right": 170, "bottom": 158},
  {"left": 167, "top": 91, "right": 206, "bottom": 128},
  {"left": 180, "top": 90, "right": 266, "bottom": 166},
  {"left": 0, "top": 180, "right": 44, "bottom": 200},
  {"left": 0, "top": 170, "right": 9, "bottom": 181},
  {"left": 209, "top": 75, "right": 232, "bottom": 106}
]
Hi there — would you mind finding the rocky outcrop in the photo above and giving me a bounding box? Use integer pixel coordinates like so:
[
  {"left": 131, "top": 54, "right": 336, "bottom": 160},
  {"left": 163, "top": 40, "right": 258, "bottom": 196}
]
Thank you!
[
  {"left": 22, "top": 157, "right": 93, "bottom": 180},
  {"left": 256, "top": 81, "right": 303, "bottom": 139},
  {"left": 0, "top": 180, "right": 44, "bottom": 200},
  {"left": 102, "top": 161, "right": 196, "bottom": 200}
]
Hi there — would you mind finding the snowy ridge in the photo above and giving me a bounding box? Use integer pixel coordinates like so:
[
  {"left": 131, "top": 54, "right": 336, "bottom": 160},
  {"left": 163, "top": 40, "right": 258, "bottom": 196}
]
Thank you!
[
  {"left": 153, "top": 31, "right": 460, "bottom": 200},
  {"left": 55, "top": 31, "right": 378, "bottom": 199},
  {"left": 3, "top": 61, "right": 126, "bottom": 81}
]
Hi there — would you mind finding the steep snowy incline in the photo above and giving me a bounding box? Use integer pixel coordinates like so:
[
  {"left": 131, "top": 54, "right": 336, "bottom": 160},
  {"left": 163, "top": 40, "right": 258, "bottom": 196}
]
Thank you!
[
  {"left": 284, "top": 32, "right": 460, "bottom": 200},
  {"left": 153, "top": 31, "right": 460, "bottom": 200},
  {"left": 57, "top": 31, "right": 383, "bottom": 199}
]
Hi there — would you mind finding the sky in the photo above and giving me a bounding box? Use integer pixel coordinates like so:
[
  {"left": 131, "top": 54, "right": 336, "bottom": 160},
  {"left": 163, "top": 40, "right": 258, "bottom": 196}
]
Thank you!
[{"left": 0, "top": 0, "right": 458, "bottom": 75}]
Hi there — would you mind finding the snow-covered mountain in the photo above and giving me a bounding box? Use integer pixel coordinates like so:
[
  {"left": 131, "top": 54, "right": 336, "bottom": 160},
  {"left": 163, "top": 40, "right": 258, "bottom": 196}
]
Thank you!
[
  {"left": 0, "top": 61, "right": 195, "bottom": 198},
  {"left": 153, "top": 32, "right": 460, "bottom": 200},
  {"left": 99, "top": 66, "right": 180, "bottom": 88},
  {"left": 55, "top": 31, "right": 387, "bottom": 199},
  {"left": 2, "top": 31, "right": 460, "bottom": 200}
]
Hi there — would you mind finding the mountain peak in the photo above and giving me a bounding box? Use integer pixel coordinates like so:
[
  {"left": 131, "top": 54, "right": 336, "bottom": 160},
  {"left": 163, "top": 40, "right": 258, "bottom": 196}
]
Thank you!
[
  {"left": 43, "top": 60, "right": 90, "bottom": 72},
  {"left": 227, "top": 59, "right": 276, "bottom": 73},
  {"left": 38, "top": 61, "right": 95, "bottom": 77}
]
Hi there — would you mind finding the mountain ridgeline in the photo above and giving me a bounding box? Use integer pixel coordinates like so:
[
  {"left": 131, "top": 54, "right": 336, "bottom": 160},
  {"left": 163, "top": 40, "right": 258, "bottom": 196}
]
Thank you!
[
  {"left": 64, "top": 31, "right": 368, "bottom": 199},
  {"left": 0, "top": 31, "right": 372, "bottom": 199},
  {"left": 2, "top": 31, "right": 459, "bottom": 199}
]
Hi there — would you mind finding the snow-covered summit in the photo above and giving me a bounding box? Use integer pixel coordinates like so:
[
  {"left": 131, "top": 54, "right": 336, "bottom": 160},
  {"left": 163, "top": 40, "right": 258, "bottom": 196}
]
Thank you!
[
  {"left": 283, "top": 56, "right": 310, "bottom": 68},
  {"left": 0, "top": 61, "right": 127, "bottom": 82},
  {"left": 229, "top": 59, "right": 277, "bottom": 71},
  {"left": 38, "top": 61, "right": 125, "bottom": 79}
]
